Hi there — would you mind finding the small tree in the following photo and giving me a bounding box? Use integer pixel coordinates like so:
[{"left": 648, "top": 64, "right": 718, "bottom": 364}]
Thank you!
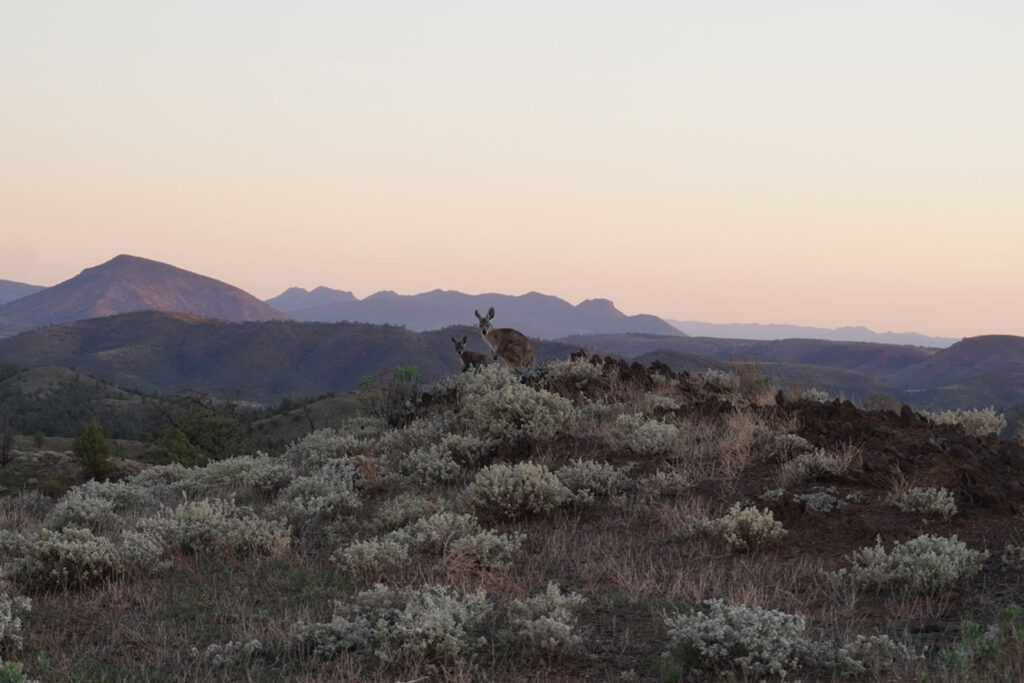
[{"left": 73, "top": 420, "right": 116, "bottom": 479}]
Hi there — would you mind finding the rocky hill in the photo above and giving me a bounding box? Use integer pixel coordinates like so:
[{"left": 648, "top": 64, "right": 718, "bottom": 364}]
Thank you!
[{"left": 0, "top": 255, "right": 290, "bottom": 336}]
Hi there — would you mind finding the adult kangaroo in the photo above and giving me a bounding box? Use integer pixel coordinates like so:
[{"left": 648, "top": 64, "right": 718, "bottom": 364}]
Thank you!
[{"left": 474, "top": 307, "right": 536, "bottom": 368}]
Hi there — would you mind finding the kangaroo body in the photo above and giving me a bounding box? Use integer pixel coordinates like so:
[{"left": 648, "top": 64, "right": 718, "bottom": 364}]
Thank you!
[
  {"left": 451, "top": 336, "right": 489, "bottom": 372},
  {"left": 474, "top": 307, "right": 536, "bottom": 368}
]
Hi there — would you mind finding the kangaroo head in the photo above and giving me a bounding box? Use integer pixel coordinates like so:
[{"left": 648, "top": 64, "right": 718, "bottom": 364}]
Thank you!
[
  {"left": 474, "top": 307, "right": 496, "bottom": 335},
  {"left": 451, "top": 336, "right": 469, "bottom": 354}
]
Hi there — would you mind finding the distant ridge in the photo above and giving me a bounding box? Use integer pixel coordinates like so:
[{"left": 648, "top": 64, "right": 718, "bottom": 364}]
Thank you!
[
  {"left": 668, "top": 320, "right": 958, "bottom": 348},
  {"left": 0, "top": 255, "right": 290, "bottom": 336},
  {"left": 268, "top": 287, "right": 682, "bottom": 339},
  {"left": 0, "top": 279, "right": 45, "bottom": 306}
]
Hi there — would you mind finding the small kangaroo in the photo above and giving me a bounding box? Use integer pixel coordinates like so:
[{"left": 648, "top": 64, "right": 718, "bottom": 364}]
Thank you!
[
  {"left": 474, "top": 307, "right": 536, "bottom": 368},
  {"left": 451, "top": 335, "right": 489, "bottom": 372}
]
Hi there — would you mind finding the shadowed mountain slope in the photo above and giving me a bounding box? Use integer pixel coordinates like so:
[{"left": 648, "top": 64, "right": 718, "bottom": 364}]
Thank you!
[
  {"left": 0, "top": 255, "right": 290, "bottom": 336},
  {"left": 270, "top": 288, "right": 682, "bottom": 339},
  {"left": 0, "top": 312, "right": 576, "bottom": 403}
]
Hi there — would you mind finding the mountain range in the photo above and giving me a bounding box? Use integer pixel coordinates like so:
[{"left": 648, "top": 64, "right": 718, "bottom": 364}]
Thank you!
[
  {"left": 266, "top": 286, "right": 681, "bottom": 339},
  {"left": 668, "top": 320, "right": 959, "bottom": 348}
]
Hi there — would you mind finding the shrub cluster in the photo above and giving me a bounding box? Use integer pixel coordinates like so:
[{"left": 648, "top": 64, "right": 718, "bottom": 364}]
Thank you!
[
  {"left": 291, "top": 583, "right": 492, "bottom": 670},
  {"left": 555, "top": 458, "right": 632, "bottom": 501},
  {"left": 921, "top": 406, "right": 1007, "bottom": 437},
  {"left": 663, "top": 599, "right": 811, "bottom": 679},
  {"left": 509, "top": 582, "right": 587, "bottom": 657},
  {"left": 613, "top": 414, "right": 680, "bottom": 456},
  {"left": 886, "top": 487, "right": 957, "bottom": 520},
  {"left": 0, "top": 588, "right": 31, "bottom": 658},
  {"left": 465, "top": 463, "right": 572, "bottom": 520},
  {"left": 699, "top": 503, "right": 787, "bottom": 551},
  {"left": 137, "top": 498, "right": 290, "bottom": 556},
  {"left": 1, "top": 527, "right": 121, "bottom": 591},
  {"left": 838, "top": 534, "right": 988, "bottom": 594},
  {"left": 777, "top": 448, "right": 850, "bottom": 486},
  {"left": 462, "top": 382, "right": 576, "bottom": 442}
]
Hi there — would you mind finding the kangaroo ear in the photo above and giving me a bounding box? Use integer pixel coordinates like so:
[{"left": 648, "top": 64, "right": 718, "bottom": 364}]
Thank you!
[
  {"left": 461, "top": 336, "right": 467, "bottom": 344},
  {"left": 487, "top": 306, "right": 495, "bottom": 320},
  {"left": 474, "top": 309, "right": 482, "bottom": 321},
  {"left": 451, "top": 337, "right": 457, "bottom": 344}
]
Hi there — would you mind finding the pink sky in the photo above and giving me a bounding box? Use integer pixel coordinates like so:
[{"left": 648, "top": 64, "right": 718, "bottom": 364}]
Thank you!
[{"left": 2, "top": 2, "right": 1022, "bottom": 338}]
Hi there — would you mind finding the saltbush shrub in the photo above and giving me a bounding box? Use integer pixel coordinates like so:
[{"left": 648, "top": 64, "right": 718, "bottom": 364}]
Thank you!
[
  {"left": 465, "top": 463, "right": 572, "bottom": 520},
  {"left": 47, "top": 480, "right": 158, "bottom": 532},
  {"left": 700, "top": 503, "right": 787, "bottom": 551},
  {"left": 372, "top": 493, "right": 443, "bottom": 533},
  {"left": 0, "top": 589, "right": 31, "bottom": 657},
  {"left": 461, "top": 381, "right": 576, "bottom": 442},
  {"left": 663, "top": 599, "right": 812, "bottom": 680},
  {"left": 332, "top": 539, "right": 410, "bottom": 582},
  {"left": 447, "top": 530, "right": 525, "bottom": 570},
  {"left": 510, "top": 582, "right": 587, "bottom": 656},
  {"left": 137, "top": 498, "right": 290, "bottom": 556},
  {"left": 838, "top": 534, "right": 988, "bottom": 594},
  {"left": 2, "top": 527, "right": 121, "bottom": 591},
  {"left": 291, "top": 583, "right": 492, "bottom": 670},
  {"left": 777, "top": 448, "right": 849, "bottom": 486},
  {"left": 886, "top": 487, "right": 957, "bottom": 520},
  {"left": 555, "top": 459, "right": 631, "bottom": 500},
  {"left": 921, "top": 406, "right": 1007, "bottom": 437},
  {"left": 275, "top": 458, "right": 362, "bottom": 521},
  {"left": 613, "top": 414, "right": 680, "bottom": 456}
]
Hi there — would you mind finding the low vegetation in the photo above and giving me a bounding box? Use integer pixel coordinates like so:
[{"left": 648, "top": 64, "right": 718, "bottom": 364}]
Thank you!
[{"left": 0, "top": 358, "right": 1023, "bottom": 680}]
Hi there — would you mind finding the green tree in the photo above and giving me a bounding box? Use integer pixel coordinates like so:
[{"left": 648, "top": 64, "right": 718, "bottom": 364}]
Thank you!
[{"left": 73, "top": 420, "right": 116, "bottom": 479}]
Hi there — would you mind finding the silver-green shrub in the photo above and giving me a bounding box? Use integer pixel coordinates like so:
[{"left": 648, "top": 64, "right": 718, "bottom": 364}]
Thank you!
[
  {"left": 461, "top": 382, "right": 576, "bottom": 442},
  {"left": 613, "top": 414, "right": 680, "bottom": 456},
  {"left": 700, "top": 503, "right": 787, "bottom": 551},
  {"left": 544, "top": 358, "right": 605, "bottom": 386},
  {"left": 0, "top": 588, "right": 31, "bottom": 657},
  {"left": 921, "top": 406, "right": 1007, "bottom": 437},
  {"left": 332, "top": 539, "right": 410, "bottom": 582},
  {"left": 699, "top": 369, "right": 740, "bottom": 391},
  {"left": 801, "top": 388, "right": 830, "bottom": 403},
  {"left": 829, "top": 634, "right": 917, "bottom": 676},
  {"left": 283, "top": 429, "right": 367, "bottom": 469},
  {"left": 510, "top": 582, "right": 587, "bottom": 656},
  {"left": 47, "top": 480, "right": 159, "bottom": 532},
  {"left": 390, "top": 511, "right": 482, "bottom": 554},
  {"left": 447, "top": 530, "right": 525, "bottom": 570},
  {"left": 773, "top": 433, "right": 815, "bottom": 460},
  {"left": 372, "top": 493, "right": 444, "bottom": 533},
  {"left": 838, "top": 534, "right": 988, "bottom": 594},
  {"left": 137, "top": 498, "right": 290, "bottom": 556},
  {"left": 275, "top": 458, "right": 362, "bottom": 521},
  {"left": 777, "top": 448, "right": 848, "bottom": 486},
  {"left": 291, "top": 583, "right": 492, "bottom": 670},
  {"left": 663, "top": 599, "right": 811, "bottom": 679},
  {"left": 886, "top": 487, "right": 957, "bottom": 520},
  {"left": 465, "top": 463, "right": 572, "bottom": 520},
  {"left": 638, "top": 470, "right": 693, "bottom": 498},
  {"left": 2, "top": 527, "right": 121, "bottom": 591},
  {"left": 555, "top": 458, "right": 631, "bottom": 500},
  {"left": 395, "top": 446, "right": 461, "bottom": 486}
]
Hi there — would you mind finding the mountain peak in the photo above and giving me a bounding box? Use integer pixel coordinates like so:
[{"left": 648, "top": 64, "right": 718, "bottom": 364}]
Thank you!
[{"left": 0, "top": 255, "right": 290, "bottom": 335}]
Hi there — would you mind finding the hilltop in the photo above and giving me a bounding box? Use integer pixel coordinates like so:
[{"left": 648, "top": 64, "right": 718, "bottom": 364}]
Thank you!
[
  {"left": 2, "top": 358, "right": 1023, "bottom": 680},
  {"left": 0, "top": 279, "right": 45, "bottom": 306},
  {"left": 0, "top": 255, "right": 290, "bottom": 336}
]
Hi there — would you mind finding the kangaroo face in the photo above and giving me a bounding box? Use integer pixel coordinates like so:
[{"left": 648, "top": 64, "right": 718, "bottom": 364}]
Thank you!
[
  {"left": 452, "top": 336, "right": 469, "bottom": 355},
  {"left": 474, "top": 307, "right": 495, "bottom": 337}
]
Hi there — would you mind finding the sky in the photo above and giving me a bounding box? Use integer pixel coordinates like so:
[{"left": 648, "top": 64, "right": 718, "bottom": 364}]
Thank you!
[{"left": 2, "top": 2, "right": 1022, "bottom": 339}]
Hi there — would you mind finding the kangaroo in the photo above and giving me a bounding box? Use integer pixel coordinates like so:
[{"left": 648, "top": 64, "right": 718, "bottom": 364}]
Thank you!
[
  {"left": 474, "top": 307, "right": 536, "bottom": 368},
  {"left": 451, "top": 335, "right": 489, "bottom": 372}
]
